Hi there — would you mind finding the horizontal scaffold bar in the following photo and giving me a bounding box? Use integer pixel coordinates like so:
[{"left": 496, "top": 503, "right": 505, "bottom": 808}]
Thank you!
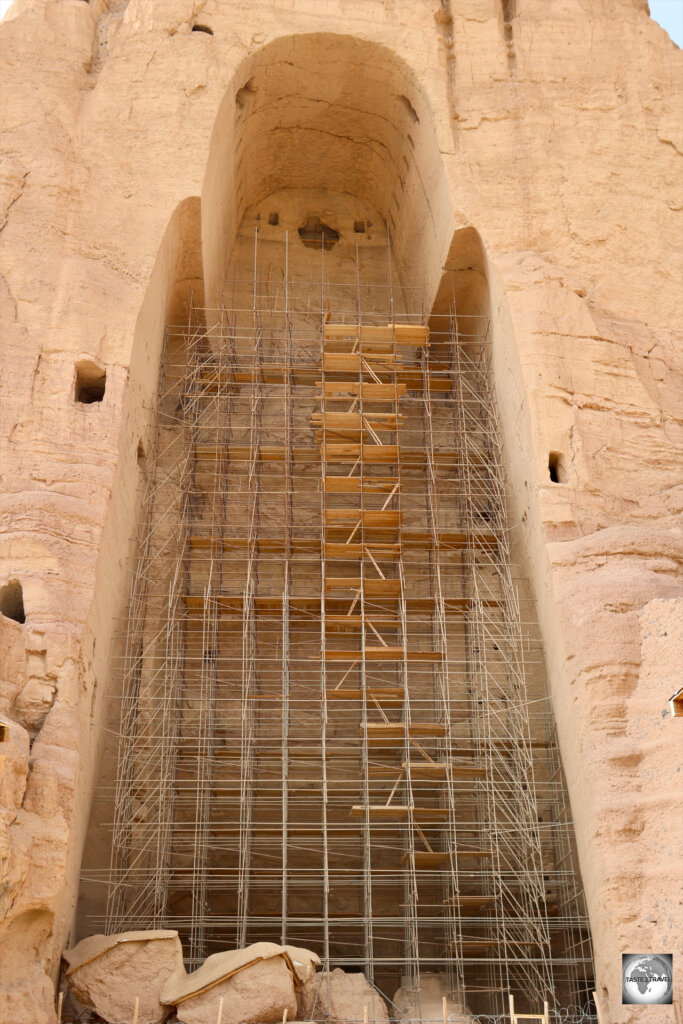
[
  {"left": 182, "top": 594, "right": 490, "bottom": 614},
  {"left": 194, "top": 443, "right": 487, "bottom": 465},
  {"left": 199, "top": 368, "right": 451, "bottom": 390},
  {"left": 189, "top": 530, "right": 497, "bottom": 554}
]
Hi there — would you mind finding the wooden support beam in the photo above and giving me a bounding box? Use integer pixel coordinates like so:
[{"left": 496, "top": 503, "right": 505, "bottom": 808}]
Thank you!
[
  {"left": 313, "top": 411, "right": 404, "bottom": 430},
  {"left": 325, "top": 615, "right": 400, "bottom": 627},
  {"left": 189, "top": 532, "right": 498, "bottom": 555},
  {"left": 443, "top": 894, "right": 498, "bottom": 910},
  {"left": 324, "top": 322, "right": 429, "bottom": 345},
  {"left": 326, "top": 687, "right": 404, "bottom": 707},
  {"left": 323, "top": 648, "right": 442, "bottom": 662},
  {"left": 412, "top": 807, "right": 449, "bottom": 821},
  {"left": 323, "top": 353, "right": 403, "bottom": 374},
  {"left": 318, "top": 382, "right": 406, "bottom": 400},
  {"left": 324, "top": 509, "right": 400, "bottom": 528},
  {"left": 408, "top": 851, "right": 451, "bottom": 868},
  {"left": 325, "top": 578, "right": 402, "bottom": 596},
  {"left": 370, "top": 761, "right": 485, "bottom": 778},
  {"left": 349, "top": 805, "right": 412, "bottom": 819},
  {"left": 323, "top": 476, "right": 398, "bottom": 493},
  {"left": 363, "top": 723, "right": 446, "bottom": 738},
  {"left": 184, "top": 594, "right": 456, "bottom": 614}
]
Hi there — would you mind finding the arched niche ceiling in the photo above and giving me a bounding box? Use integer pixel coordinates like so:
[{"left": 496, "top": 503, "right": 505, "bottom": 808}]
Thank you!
[
  {"left": 202, "top": 33, "right": 455, "bottom": 310},
  {"left": 429, "top": 227, "right": 490, "bottom": 322}
]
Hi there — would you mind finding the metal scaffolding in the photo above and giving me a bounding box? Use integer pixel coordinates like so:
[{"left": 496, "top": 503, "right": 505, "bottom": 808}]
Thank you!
[{"left": 99, "top": 232, "right": 594, "bottom": 1018}]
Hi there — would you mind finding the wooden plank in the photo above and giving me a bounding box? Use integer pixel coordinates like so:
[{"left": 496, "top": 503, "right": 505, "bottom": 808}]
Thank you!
[
  {"left": 323, "top": 353, "right": 402, "bottom": 374},
  {"left": 450, "top": 940, "right": 501, "bottom": 951},
  {"left": 188, "top": 533, "right": 497, "bottom": 555},
  {"left": 325, "top": 647, "right": 403, "bottom": 661},
  {"left": 325, "top": 578, "right": 402, "bottom": 596},
  {"left": 322, "top": 444, "right": 399, "bottom": 464},
  {"left": 443, "top": 894, "right": 498, "bottom": 909},
  {"left": 325, "top": 615, "right": 401, "bottom": 625},
  {"left": 412, "top": 807, "right": 449, "bottom": 821},
  {"left": 312, "top": 412, "right": 403, "bottom": 430},
  {"left": 325, "top": 509, "right": 400, "bottom": 527},
  {"left": 326, "top": 688, "right": 404, "bottom": 707},
  {"left": 319, "top": 382, "right": 405, "bottom": 400},
  {"left": 323, "top": 476, "right": 398, "bottom": 493},
  {"left": 404, "top": 762, "right": 449, "bottom": 778},
  {"left": 324, "top": 542, "right": 401, "bottom": 558},
  {"left": 197, "top": 445, "right": 321, "bottom": 464},
  {"left": 371, "top": 761, "right": 485, "bottom": 778},
  {"left": 183, "top": 594, "right": 465, "bottom": 615},
  {"left": 362, "top": 723, "right": 446, "bottom": 738},
  {"left": 325, "top": 615, "right": 401, "bottom": 633},
  {"left": 349, "top": 805, "right": 411, "bottom": 819},
  {"left": 324, "top": 323, "right": 428, "bottom": 345},
  {"left": 409, "top": 851, "right": 450, "bottom": 868},
  {"left": 201, "top": 368, "right": 449, "bottom": 391},
  {"left": 324, "top": 648, "right": 441, "bottom": 662},
  {"left": 190, "top": 537, "right": 320, "bottom": 555}
]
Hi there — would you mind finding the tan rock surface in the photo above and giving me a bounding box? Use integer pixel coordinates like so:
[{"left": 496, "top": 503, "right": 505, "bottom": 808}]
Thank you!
[
  {"left": 171, "top": 953, "right": 298, "bottom": 1024},
  {"left": 161, "top": 941, "right": 318, "bottom": 1003},
  {"left": 64, "top": 930, "right": 184, "bottom": 1024},
  {"left": 299, "top": 968, "right": 389, "bottom": 1023},
  {"left": 0, "top": 0, "right": 681, "bottom": 1020},
  {"left": 392, "top": 974, "right": 475, "bottom": 1022}
]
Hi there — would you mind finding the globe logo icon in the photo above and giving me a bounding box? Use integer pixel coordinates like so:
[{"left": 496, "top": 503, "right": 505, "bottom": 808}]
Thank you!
[{"left": 622, "top": 954, "right": 673, "bottom": 1004}]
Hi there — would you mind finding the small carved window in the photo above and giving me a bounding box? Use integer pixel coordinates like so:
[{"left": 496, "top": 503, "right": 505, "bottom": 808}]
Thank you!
[
  {"left": 548, "top": 452, "right": 567, "bottom": 483},
  {"left": 75, "top": 361, "right": 106, "bottom": 404},
  {"left": 0, "top": 580, "right": 25, "bottom": 624}
]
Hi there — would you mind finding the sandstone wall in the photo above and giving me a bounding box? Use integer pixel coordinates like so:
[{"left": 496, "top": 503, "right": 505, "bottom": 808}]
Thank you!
[{"left": 0, "top": 1, "right": 680, "bottom": 1021}]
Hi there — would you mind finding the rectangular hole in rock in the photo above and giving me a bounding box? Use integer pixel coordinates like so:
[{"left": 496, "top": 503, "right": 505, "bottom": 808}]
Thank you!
[
  {"left": 548, "top": 451, "right": 567, "bottom": 483},
  {"left": 75, "top": 361, "right": 106, "bottom": 404}
]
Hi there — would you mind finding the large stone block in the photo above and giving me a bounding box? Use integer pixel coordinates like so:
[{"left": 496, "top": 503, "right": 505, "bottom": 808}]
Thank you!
[
  {"left": 63, "top": 930, "right": 184, "bottom": 1024},
  {"left": 299, "top": 968, "right": 389, "bottom": 1023},
  {"left": 163, "top": 942, "right": 318, "bottom": 1024}
]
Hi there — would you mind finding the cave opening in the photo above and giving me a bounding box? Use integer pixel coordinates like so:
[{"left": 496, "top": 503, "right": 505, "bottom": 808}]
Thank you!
[
  {"left": 0, "top": 580, "right": 25, "bottom": 624},
  {"left": 74, "top": 360, "right": 106, "bottom": 404}
]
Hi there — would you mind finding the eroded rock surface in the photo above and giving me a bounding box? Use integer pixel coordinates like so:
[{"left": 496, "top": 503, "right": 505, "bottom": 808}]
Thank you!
[
  {"left": 299, "top": 968, "right": 389, "bottom": 1023},
  {"left": 393, "top": 973, "right": 476, "bottom": 1022},
  {"left": 165, "top": 944, "right": 301, "bottom": 1024},
  {"left": 64, "top": 930, "right": 184, "bottom": 1024}
]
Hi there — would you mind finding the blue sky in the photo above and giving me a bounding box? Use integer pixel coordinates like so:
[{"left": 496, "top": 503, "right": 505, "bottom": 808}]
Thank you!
[
  {"left": 0, "top": 0, "right": 681, "bottom": 45},
  {"left": 650, "top": 0, "right": 683, "bottom": 45}
]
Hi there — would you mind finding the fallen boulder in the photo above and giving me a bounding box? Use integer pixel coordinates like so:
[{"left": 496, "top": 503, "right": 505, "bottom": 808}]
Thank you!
[
  {"left": 63, "top": 929, "right": 184, "bottom": 1024},
  {"left": 298, "top": 968, "right": 389, "bottom": 1023},
  {"left": 163, "top": 941, "right": 319, "bottom": 1024}
]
